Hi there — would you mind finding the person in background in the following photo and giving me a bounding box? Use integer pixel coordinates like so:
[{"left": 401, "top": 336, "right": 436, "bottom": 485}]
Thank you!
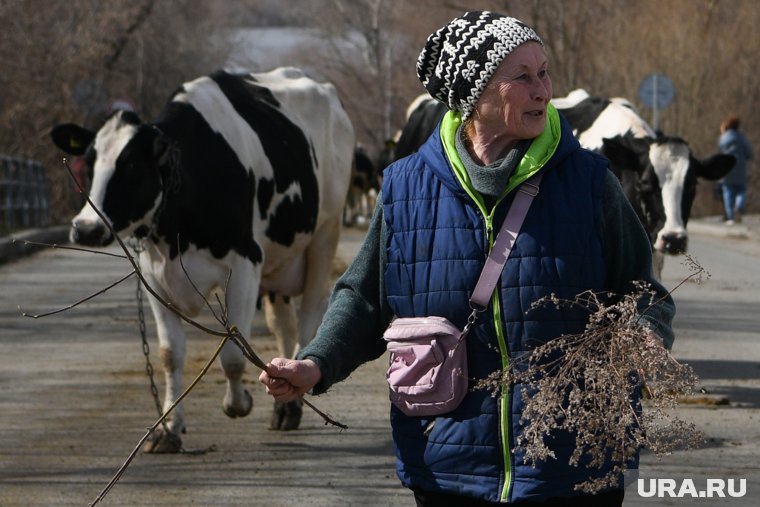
[
  {"left": 260, "top": 11, "right": 674, "bottom": 507},
  {"left": 718, "top": 115, "right": 754, "bottom": 225}
]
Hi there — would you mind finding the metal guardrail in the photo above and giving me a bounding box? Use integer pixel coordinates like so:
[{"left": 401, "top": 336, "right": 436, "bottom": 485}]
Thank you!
[{"left": 1, "top": 155, "right": 49, "bottom": 232}]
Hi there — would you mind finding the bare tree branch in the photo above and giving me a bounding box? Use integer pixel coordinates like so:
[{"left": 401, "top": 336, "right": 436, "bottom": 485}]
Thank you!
[
  {"left": 20, "top": 270, "right": 136, "bottom": 318},
  {"left": 104, "top": 0, "right": 155, "bottom": 71},
  {"left": 90, "top": 334, "right": 230, "bottom": 506},
  {"left": 12, "top": 239, "right": 128, "bottom": 258}
]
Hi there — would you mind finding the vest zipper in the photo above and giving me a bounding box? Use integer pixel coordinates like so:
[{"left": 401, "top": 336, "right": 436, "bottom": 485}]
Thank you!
[
  {"left": 485, "top": 214, "right": 493, "bottom": 240},
  {"left": 440, "top": 106, "right": 561, "bottom": 503},
  {"left": 446, "top": 150, "right": 518, "bottom": 501},
  {"left": 483, "top": 210, "right": 514, "bottom": 503},
  {"left": 494, "top": 287, "right": 513, "bottom": 502}
]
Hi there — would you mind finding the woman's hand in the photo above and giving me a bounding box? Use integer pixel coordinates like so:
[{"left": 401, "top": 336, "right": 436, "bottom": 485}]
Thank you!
[{"left": 259, "top": 358, "right": 322, "bottom": 402}]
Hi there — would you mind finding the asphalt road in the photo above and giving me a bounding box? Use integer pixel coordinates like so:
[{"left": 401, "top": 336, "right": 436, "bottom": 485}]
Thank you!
[
  {"left": 626, "top": 217, "right": 760, "bottom": 506},
  {"left": 0, "top": 220, "right": 758, "bottom": 506}
]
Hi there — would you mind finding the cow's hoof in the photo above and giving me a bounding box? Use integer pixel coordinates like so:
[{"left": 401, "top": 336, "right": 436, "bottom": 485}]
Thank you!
[
  {"left": 269, "top": 399, "right": 303, "bottom": 431},
  {"left": 223, "top": 389, "right": 253, "bottom": 418},
  {"left": 142, "top": 426, "right": 183, "bottom": 454}
]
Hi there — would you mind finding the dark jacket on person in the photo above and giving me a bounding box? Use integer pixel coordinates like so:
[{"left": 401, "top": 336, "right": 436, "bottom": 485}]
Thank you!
[{"left": 718, "top": 128, "right": 754, "bottom": 186}]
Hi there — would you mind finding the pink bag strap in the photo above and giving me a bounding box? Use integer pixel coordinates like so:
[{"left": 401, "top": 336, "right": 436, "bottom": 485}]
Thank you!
[{"left": 464, "top": 172, "right": 544, "bottom": 332}]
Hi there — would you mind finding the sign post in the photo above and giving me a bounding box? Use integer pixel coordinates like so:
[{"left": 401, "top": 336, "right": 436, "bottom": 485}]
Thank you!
[{"left": 638, "top": 73, "right": 675, "bottom": 133}]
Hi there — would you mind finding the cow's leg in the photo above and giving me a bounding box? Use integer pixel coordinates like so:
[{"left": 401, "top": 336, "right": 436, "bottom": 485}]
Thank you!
[
  {"left": 366, "top": 188, "right": 378, "bottom": 219},
  {"left": 263, "top": 295, "right": 302, "bottom": 430},
  {"left": 264, "top": 294, "right": 299, "bottom": 359},
  {"left": 142, "top": 288, "right": 186, "bottom": 453},
  {"left": 652, "top": 250, "right": 665, "bottom": 281},
  {"left": 297, "top": 217, "right": 342, "bottom": 353},
  {"left": 270, "top": 398, "right": 304, "bottom": 431},
  {"left": 264, "top": 217, "right": 341, "bottom": 431},
  {"left": 218, "top": 260, "right": 258, "bottom": 420},
  {"left": 219, "top": 341, "right": 253, "bottom": 419},
  {"left": 344, "top": 185, "right": 363, "bottom": 227}
]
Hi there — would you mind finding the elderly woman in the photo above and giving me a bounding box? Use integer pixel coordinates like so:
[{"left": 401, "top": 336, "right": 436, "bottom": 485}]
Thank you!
[{"left": 260, "top": 11, "right": 674, "bottom": 507}]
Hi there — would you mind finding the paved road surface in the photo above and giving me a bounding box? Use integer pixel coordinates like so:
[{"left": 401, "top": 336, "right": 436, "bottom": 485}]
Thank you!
[
  {"left": 626, "top": 218, "right": 760, "bottom": 506},
  {"left": 0, "top": 221, "right": 758, "bottom": 506}
]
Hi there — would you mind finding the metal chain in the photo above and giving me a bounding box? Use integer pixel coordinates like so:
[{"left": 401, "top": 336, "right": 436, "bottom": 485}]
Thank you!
[{"left": 133, "top": 245, "right": 169, "bottom": 432}]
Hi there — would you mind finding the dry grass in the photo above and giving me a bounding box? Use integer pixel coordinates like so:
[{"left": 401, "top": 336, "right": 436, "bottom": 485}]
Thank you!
[{"left": 477, "top": 255, "right": 708, "bottom": 493}]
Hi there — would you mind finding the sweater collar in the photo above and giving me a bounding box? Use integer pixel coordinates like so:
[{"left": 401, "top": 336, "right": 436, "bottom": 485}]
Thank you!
[{"left": 428, "top": 103, "right": 562, "bottom": 214}]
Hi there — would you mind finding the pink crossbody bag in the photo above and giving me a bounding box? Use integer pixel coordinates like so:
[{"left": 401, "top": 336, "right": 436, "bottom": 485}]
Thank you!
[{"left": 383, "top": 174, "right": 543, "bottom": 417}]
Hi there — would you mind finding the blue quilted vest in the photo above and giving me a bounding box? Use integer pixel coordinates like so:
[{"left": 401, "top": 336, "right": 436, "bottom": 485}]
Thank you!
[{"left": 382, "top": 112, "right": 613, "bottom": 503}]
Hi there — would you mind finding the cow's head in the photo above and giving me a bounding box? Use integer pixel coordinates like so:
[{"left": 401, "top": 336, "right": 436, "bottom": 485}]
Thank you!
[
  {"left": 603, "top": 134, "right": 735, "bottom": 254},
  {"left": 51, "top": 111, "right": 177, "bottom": 247}
]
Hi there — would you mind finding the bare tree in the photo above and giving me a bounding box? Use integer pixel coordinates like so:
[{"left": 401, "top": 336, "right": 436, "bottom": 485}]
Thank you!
[
  {"left": 274, "top": 0, "right": 460, "bottom": 161},
  {"left": 0, "top": 0, "right": 232, "bottom": 223},
  {"left": 1, "top": 0, "right": 758, "bottom": 224}
]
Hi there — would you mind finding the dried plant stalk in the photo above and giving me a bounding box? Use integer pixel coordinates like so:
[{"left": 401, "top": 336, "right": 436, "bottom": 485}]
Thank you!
[{"left": 478, "top": 256, "right": 708, "bottom": 493}]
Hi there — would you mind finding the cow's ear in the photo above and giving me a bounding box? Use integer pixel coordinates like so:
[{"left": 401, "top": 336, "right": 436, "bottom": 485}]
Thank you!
[
  {"left": 695, "top": 153, "right": 736, "bottom": 181},
  {"left": 50, "top": 124, "right": 94, "bottom": 156}
]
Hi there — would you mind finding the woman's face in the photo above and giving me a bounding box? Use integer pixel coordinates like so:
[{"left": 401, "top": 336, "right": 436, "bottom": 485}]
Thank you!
[{"left": 472, "top": 42, "right": 552, "bottom": 144}]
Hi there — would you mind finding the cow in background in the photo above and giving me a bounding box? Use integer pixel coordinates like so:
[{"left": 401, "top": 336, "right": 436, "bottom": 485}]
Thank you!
[
  {"left": 553, "top": 89, "right": 735, "bottom": 276},
  {"left": 51, "top": 67, "right": 355, "bottom": 450},
  {"left": 393, "top": 93, "right": 447, "bottom": 161},
  {"left": 344, "top": 145, "right": 381, "bottom": 226},
  {"left": 393, "top": 89, "right": 735, "bottom": 277}
]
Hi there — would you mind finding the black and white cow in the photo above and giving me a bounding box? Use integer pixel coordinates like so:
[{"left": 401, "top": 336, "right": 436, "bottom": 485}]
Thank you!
[
  {"left": 51, "top": 67, "right": 355, "bottom": 450},
  {"left": 342, "top": 94, "right": 437, "bottom": 225},
  {"left": 393, "top": 93, "right": 447, "bottom": 161},
  {"left": 343, "top": 145, "right": 380, "bottom": 226},
  {"left": 553, "top": 89, "right": 735, "bottom": 274}
]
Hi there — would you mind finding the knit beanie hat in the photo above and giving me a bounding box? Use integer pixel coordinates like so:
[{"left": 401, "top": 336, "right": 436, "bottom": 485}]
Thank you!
[{"left": 417, "top": 11, "right": 543, "bottom": 120}]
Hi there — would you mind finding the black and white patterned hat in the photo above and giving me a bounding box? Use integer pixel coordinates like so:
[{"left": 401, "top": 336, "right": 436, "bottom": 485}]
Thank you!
[{"left": 417, "top": 11, "right": 543, "bottom": 120}]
